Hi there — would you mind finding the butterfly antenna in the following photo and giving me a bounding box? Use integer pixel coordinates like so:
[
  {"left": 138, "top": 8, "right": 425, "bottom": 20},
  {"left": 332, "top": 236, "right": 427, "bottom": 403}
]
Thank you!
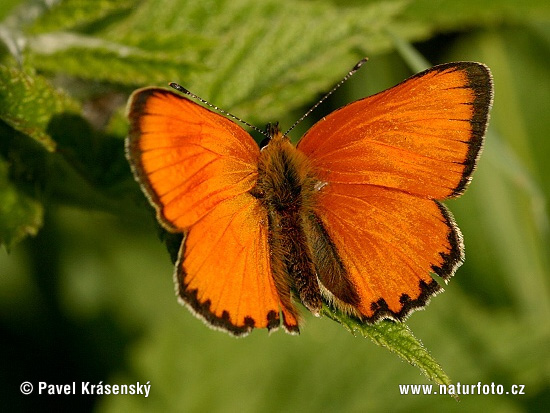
[
  {"left": 283, "top": 57, "right": 368, "bottom": 137},
  {"left": 169, "top": 83, "right": 270, "bottom": 138}
]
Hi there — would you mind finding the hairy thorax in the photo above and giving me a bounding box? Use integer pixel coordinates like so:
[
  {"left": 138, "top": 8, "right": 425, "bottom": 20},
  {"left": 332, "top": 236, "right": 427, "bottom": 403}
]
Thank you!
[{"left": 249, "top": 124, "right": 358, "bottom": 319}]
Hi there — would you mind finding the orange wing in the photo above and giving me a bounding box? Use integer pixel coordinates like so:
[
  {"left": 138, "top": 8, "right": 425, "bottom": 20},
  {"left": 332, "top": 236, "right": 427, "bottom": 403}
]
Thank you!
[
  {"left": 126, "top": 88, "right": 259, "bottom": 230},
  {"left": 299, "top": 62, "right": 492, "bottom": 199},
  {"left": 298, "top": 62, "right": 493, "bottom": 321},
  {"left": 176, "top": 194, "right": 299, "bottom": 335},
  {"left": 126, "top": 88, "right": 298, "bottom": 335}
]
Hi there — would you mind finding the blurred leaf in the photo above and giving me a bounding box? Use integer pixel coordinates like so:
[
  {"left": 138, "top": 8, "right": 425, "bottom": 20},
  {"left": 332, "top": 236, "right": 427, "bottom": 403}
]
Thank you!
[
  {"left": 448, "top": 28, "right": 550, "bottom": 325},
  {"left": 321, "top": 303, "right": 454, "bottom": 390},
  {"left": 0, "top": 0, "right": 20, "bottom": 21},
  {"left": 0, "top": 65, "right": 80, "bottom": 151},
  {"left": 402, "top": 0, "right": 550, "bottom": 30},
  {"left": 0, "top": 156, "right": 43, "bottom": 250},
  {"left": 386, "top": 29, "right": 431, "bottom": 71},
  {"left": 28, "top": 0, "right": 135, "bottom": 33}
]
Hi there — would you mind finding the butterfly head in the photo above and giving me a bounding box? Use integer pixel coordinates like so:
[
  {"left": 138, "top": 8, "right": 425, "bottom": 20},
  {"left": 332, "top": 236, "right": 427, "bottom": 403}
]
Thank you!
[{"left": 260, "top": 122, "right": 288, "bottom": 149}]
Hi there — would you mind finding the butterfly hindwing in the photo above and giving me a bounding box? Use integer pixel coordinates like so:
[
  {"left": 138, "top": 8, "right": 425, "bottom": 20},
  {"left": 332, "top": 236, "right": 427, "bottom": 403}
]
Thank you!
[
  {"left": 175, "top": 194, "right": 299, "bottom": 335},
  {"left": 312, "top": 183, "right": 462, "bottom": 320}
]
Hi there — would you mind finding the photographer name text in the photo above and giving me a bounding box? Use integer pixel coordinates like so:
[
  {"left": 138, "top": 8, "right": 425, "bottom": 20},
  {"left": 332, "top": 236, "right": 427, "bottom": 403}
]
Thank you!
[{"left": 20, "top": 381, "right": 151, "bottom": 397}]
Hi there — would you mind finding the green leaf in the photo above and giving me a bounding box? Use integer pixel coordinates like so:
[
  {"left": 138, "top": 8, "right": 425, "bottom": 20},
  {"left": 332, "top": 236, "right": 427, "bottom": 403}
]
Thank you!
[
  {"left": 0, "top": 156, "right": 43, "bottom": 250},
  {"left": 26, "top": 31, "right": 203, "bottom": 86},
  {"left": 0, "top": 65, "right": 80, "bottom": 151},
  {"left": 27, "top": 0, "right": 135, "bottom": 34},
  {"left": 321, "top": 303, "right": 454, "bottom": 390}
]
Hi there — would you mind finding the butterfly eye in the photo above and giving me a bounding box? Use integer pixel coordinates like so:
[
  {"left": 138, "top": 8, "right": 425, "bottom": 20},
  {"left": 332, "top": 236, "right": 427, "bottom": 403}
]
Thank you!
[
  {"left": 260, "top": 122, "right": 282, "bottom": 149},
  {"left": 259, "top": 136, "right": 271, "bottom": 149}
]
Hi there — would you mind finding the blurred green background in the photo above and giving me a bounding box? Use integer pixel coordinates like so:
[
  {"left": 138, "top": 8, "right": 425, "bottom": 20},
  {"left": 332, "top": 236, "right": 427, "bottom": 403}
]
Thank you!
[{"left": 1, "top": 0, "right": 549, "bottom": 411}]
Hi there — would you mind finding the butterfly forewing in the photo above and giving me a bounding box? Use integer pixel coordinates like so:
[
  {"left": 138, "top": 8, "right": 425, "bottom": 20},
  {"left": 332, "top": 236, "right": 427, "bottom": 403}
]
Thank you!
[
  {"left": 298, "top": 62, "right": 492, "bottom": 199},
  {"left": 127, "top": 88, "right": 260, "bottom": 230}
]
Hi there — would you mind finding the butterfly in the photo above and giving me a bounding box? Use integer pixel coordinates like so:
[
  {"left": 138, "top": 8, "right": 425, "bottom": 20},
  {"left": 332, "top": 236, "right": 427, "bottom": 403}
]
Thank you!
[{"left": 126, "top": 60, "right": 493, "bottom": 336}]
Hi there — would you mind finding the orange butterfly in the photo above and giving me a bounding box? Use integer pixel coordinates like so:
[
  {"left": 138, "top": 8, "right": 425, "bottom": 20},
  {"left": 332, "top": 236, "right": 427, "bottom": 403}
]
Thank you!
[{"left": 126, "top": 61, "right": 493, "bottom": 336}]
